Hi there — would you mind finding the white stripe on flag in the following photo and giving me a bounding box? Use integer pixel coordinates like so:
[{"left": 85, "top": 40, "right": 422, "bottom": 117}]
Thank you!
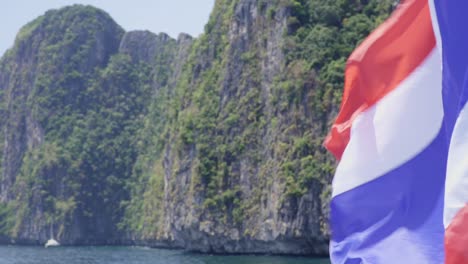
[
  {"left": 444, "top": 103, "right": 468, "bottom": 227},
  {"left": 333, "top": 48, "right": 443, "bottom": 197}
]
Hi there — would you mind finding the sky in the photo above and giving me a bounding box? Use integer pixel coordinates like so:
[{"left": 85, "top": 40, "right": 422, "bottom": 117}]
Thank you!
[{"left": 0, "top": 0, "right": 215, "bottom": 56}]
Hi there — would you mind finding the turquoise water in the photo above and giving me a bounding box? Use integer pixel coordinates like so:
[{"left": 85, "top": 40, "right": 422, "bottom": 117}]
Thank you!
[{"left": 0, "top": 246, "right": 330, "bottom": 264}]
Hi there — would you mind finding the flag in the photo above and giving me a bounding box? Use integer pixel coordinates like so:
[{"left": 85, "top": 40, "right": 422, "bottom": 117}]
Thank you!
[{"left": 322, "top": 0, "right": 468, "bottom": 262}]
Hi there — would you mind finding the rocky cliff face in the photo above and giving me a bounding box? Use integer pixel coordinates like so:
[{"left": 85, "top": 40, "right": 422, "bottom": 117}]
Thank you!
[
  {"left": 0, "top": 5, "right": 126, "bottom": 244},
  {"left": 122, "top": 0, "right": 331, "bottom": 255},
  {"left": 0, "top": 5, "right": 192, "bottom": 245},
  {"left": 0, "top": 0, "right": 394, "bottom": 255}
]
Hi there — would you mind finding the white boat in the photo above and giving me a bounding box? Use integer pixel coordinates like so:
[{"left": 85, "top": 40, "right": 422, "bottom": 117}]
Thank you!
[{"left": 45, "top": 238, "right": 60, "bottom": 248}]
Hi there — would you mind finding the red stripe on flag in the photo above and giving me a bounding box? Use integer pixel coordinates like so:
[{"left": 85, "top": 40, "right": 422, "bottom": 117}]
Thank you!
[
  {"left": 446, "top": 204, "right": 468, "bottom": 264},
  {"left": 324, "top": 0, "right": 436, "bottom": 160}
]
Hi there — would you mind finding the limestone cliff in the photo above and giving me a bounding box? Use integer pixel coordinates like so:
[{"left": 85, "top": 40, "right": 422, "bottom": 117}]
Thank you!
[{"left": 0, "top": 0, "right": 394, "bottom": 255}]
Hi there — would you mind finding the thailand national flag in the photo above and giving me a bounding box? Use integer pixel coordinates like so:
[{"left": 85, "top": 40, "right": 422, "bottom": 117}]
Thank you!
[{"left": 324, "top": 0, "right": 468, "bottom": 263}]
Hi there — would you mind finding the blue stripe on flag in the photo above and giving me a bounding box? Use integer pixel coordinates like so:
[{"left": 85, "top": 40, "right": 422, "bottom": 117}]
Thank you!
[
  {"left": 434, "top": 1, "right": 468, "bottom": 133},
  {"left": 330, "top": 129, "right": 446, "bottom": 263}
]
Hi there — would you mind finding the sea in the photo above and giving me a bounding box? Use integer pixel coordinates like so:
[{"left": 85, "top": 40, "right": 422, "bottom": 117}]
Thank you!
[{"left": 0, "top": 246, "right": 331, "bottom": 264}]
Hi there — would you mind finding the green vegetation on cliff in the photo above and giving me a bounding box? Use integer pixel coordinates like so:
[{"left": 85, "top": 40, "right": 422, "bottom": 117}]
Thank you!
[
  {"left": 275, "top": 0, "right": 394, "bottom": 199},
  {"left": 0, "top": 5, "right": 152, "bottom": 243}
]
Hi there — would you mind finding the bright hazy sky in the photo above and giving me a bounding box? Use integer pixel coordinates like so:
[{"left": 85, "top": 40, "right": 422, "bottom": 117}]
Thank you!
[{"left": 0, "top": 0, "right": 215, "bottom": 56}]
